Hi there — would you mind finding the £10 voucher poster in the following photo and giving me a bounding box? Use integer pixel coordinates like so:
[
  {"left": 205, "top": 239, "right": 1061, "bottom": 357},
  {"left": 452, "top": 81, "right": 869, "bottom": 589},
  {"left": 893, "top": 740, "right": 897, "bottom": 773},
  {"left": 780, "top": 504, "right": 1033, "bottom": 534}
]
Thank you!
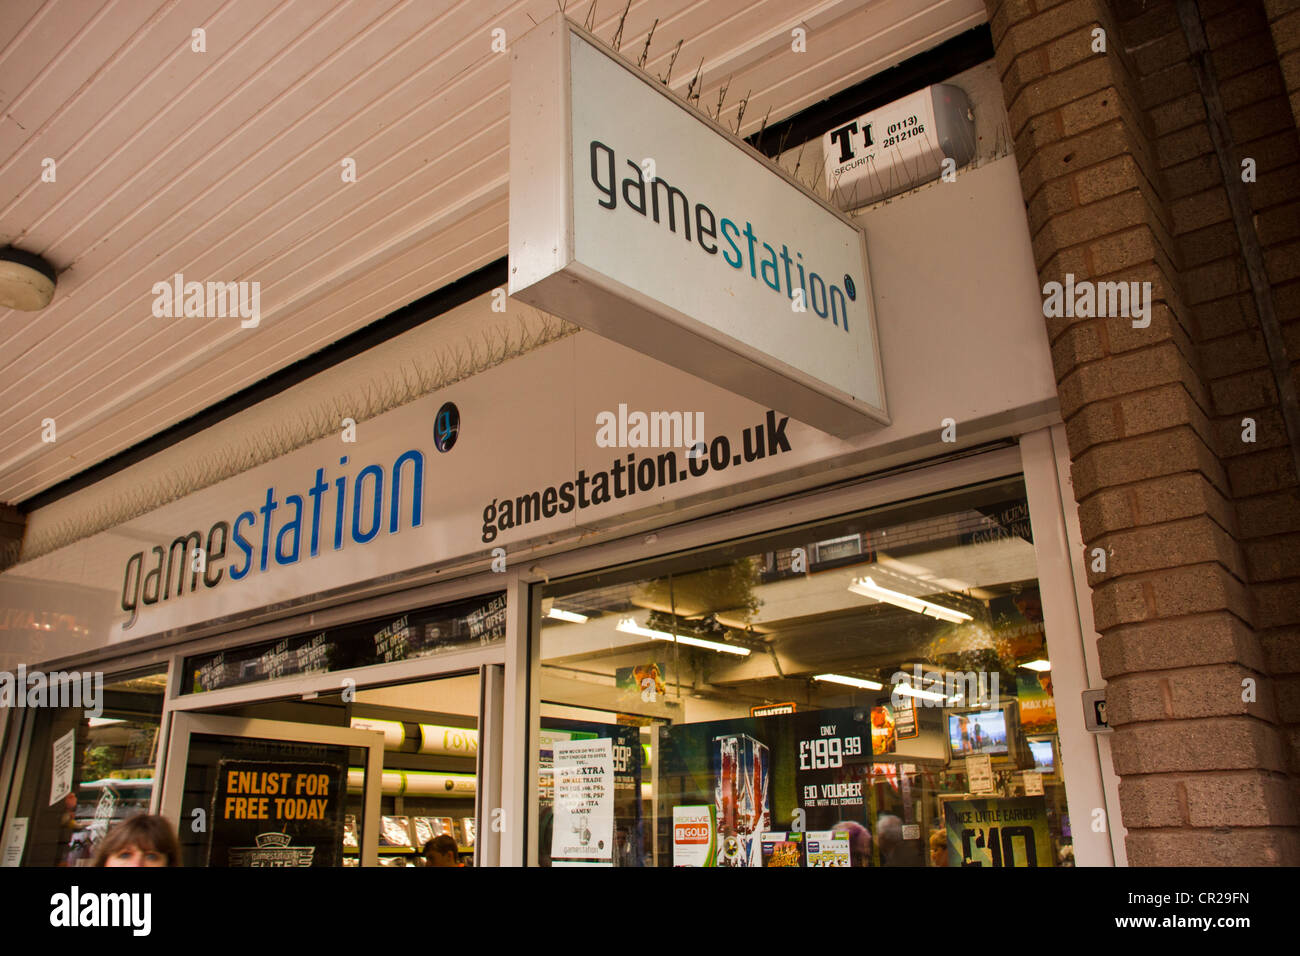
[{"left": 943, "top": 796, "right": 1054, "bottom": 867}]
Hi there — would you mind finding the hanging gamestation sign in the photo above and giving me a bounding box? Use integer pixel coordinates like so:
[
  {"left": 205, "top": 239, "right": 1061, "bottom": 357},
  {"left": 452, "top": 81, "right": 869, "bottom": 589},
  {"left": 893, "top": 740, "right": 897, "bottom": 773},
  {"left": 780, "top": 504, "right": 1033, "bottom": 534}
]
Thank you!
[{"left": 507, "top": 14, "right": 888, "bottom": 438}]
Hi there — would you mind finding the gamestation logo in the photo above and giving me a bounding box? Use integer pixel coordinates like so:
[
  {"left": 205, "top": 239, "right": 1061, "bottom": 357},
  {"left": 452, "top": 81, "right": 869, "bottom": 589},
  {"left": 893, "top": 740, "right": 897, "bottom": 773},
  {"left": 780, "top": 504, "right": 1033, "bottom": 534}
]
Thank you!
[
  {"left": 435, "top": 401, "right": 460, "bottom": 453},
  {"left": 589, "top": 140, "right": 859, "bottom": 329}
]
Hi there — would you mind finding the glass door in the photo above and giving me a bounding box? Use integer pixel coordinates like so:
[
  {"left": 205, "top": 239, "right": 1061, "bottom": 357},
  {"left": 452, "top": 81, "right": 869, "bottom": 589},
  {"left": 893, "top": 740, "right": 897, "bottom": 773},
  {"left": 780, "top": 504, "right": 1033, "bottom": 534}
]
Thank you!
[{"left": 159, "top": 713, "right": 384, "bottom": 867}]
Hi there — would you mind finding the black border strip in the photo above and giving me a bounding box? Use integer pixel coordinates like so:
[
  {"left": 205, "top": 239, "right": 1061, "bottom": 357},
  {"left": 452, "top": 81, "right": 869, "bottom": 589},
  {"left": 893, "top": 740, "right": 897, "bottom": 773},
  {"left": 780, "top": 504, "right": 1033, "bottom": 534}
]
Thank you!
[{"left": 21, "top": 24, "right": 993, "bottom": 513}]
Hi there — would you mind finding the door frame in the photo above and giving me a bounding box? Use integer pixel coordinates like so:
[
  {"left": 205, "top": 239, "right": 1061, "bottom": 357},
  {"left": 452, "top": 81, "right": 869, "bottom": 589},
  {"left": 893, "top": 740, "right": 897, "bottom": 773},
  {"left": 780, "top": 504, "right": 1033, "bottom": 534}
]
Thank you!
[
  {"left": 150, "top": 593, "right": 511, "bottom": 863},
  {"left": 159, "top": 711, "right": 386, "bottom": 867}
]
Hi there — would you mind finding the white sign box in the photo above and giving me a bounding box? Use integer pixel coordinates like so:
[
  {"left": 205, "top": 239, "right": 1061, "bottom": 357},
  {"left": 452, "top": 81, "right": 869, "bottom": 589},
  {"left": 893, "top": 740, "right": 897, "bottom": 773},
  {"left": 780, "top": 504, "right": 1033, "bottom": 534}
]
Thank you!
[
  {"left": 508, "top": 15, "right": 888, "bottom": 438},
  {"left": 822, "top": 84, "right": 975, "bottom": 208}
]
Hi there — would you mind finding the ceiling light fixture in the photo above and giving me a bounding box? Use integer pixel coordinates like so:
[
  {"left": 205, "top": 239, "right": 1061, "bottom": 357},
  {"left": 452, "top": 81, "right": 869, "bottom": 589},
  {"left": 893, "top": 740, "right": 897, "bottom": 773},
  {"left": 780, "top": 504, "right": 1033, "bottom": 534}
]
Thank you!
[
  {"left": 547, "top": 607, "right": 589, "bottom": 623},
  {"left": 616, "top": 617, "right": 751, "bottom": 656},
  {"left": 812, "top": 673, "right": 884, "bottom": 690},
  {"left": 848, "top": 576, "right": 973, "bottom": 623},
  {"left": 0, "top": 246, "right": 56, "bottom": 311},
  {"left": 893, "top": 682, "right": 947, "bottom": 702}
]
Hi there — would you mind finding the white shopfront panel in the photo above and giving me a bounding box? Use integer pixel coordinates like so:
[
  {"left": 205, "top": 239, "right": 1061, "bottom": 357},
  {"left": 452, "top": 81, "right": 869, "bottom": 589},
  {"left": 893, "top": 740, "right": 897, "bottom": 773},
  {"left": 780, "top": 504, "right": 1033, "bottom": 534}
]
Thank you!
[{"left": 1, "top": 153, "right": 1055, "bottom": 669}]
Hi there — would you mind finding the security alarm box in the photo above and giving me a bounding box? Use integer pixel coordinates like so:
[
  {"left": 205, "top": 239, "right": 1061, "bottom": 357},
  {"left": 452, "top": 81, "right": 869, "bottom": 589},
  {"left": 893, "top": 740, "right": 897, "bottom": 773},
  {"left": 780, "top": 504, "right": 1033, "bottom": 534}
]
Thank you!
[{"left": 821, "top": 83, "right": 975, "bottom": 208}]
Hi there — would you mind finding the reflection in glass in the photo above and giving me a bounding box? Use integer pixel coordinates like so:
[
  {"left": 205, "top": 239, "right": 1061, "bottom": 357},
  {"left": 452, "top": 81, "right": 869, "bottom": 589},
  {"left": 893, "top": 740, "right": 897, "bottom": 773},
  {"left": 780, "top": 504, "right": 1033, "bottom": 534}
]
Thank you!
[{"left": 536, "top": 479, "right": 1071, "bottom": 867}]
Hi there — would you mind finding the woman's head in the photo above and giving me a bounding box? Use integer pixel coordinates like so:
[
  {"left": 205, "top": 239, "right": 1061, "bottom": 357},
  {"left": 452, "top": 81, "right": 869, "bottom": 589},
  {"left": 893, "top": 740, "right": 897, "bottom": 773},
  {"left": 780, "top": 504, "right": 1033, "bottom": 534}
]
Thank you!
[
  {"left": 92, "top": 813, "right": 181, "bottom": 867},
  {"left": 929, "top": 828, "right": 948, "bottom": 867}
]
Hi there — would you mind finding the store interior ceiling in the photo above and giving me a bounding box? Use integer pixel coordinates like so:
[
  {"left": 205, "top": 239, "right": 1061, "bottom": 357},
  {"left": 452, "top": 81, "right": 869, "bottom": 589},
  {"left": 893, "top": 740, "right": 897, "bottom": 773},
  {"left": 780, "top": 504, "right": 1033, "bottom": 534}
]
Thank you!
[
  {"left": 541, "top": 513, "right": 1041, "bottom": 717},
  {"left": 0, "top": 0, "right": 985, "bottom": 506}
]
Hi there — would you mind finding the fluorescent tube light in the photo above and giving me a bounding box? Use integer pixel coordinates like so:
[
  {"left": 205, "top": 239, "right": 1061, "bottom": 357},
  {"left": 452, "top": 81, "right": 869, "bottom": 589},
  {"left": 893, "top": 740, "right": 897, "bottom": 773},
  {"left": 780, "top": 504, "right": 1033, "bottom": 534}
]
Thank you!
[
  {"left": 893, "top": 682, "right": 947, "bottom": 702},
  {"left": 616, "top": 618, "right": 750, "bottom": 656},
  {"left": 812, "top": 673, "right": 884, "bottom": 691},
  {"left": 547, "top": 607, "right": 589, "bottom": 623},
  {"left": 1019, "top": 659, "right": 1051, "bottom": 672},
  {"left": 848, "top": 577, "right": 973, "bottom": 623}
]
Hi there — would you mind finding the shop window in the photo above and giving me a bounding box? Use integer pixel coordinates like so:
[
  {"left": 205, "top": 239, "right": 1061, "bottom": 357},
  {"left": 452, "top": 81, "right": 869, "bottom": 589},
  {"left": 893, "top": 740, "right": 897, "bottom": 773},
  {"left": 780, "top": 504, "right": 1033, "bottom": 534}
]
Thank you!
[
  {"left": 5, "top": 670, "right": 167, "bottom": 866},
  {"left": 534, "top": 478, "right": 1071, "bottom": 867}
]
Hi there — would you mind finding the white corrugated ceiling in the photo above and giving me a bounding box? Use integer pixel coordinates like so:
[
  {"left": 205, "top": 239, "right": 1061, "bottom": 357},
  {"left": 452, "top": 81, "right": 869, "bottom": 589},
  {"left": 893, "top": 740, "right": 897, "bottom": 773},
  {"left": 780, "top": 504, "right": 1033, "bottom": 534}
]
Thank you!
[{"left": 0, "top": 0, "right": 984, "bottom": 505}]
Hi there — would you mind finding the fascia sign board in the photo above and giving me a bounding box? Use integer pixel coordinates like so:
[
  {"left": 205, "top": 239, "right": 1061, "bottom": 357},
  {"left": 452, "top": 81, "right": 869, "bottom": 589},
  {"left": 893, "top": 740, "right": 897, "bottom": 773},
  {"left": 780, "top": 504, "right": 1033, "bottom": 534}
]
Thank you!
[
  {"left": 822, "top": 84, "right": 976, "bottom": 208},
  {"left": 507, "top": 14, "right": 888, "bottom": 438}
]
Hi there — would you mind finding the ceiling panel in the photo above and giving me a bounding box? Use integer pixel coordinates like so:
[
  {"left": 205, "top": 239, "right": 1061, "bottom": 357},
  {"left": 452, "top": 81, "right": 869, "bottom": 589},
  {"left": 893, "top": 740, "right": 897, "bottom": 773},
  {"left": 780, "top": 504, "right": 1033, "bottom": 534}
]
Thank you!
[
  {"left": 0, "top": 0, "right": 985, "bottom": 506},
  {"left": 2, "top": 197, "right": 510, "bottom": 498}
]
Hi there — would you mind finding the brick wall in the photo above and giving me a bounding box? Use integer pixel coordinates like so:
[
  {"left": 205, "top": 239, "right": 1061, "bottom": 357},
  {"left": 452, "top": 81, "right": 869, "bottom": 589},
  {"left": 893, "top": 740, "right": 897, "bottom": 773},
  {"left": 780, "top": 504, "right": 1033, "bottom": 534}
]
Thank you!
[
  {"left": 988, "top": 0, "right": 1300, "bottom": 864},
  {"left": 1264, "top": 0, "right": 1300, "bottom": 128}
]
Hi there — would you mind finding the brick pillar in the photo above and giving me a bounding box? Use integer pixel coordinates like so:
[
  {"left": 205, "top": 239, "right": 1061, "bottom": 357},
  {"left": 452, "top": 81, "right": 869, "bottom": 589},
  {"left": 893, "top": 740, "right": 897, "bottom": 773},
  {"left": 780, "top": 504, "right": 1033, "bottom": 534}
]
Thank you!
[
  {"left": 987, "top": 0, "right": 1300, "bottom": 864},
  {"left": 0, "top": 503, "right": 23, "bottom": 572}
]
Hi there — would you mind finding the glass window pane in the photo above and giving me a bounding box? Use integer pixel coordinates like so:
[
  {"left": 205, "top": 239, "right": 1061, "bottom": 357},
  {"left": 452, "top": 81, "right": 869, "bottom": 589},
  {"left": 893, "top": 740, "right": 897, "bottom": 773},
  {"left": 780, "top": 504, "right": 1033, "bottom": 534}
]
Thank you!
[
  {"left": 535, "top": 478, "right": 1071, "bottom": 867},
  {"left": 7, "top": 670, "right": 167, "bottom": 866}
]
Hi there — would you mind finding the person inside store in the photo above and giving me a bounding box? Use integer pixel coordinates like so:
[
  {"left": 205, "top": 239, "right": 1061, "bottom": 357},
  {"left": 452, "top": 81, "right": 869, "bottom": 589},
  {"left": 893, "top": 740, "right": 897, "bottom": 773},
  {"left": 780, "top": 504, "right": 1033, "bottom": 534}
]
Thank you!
[
  {"left": 92, "top": 813, "right": 181, "bottom": 867},
  {"left": 875, "top": 813, "right": 904, "bottom": 865},
  {"left": 422, "top": 834, "right": 463, "bottom": 867},
  {"left": 831, "top": 820, "right": 872, "bottom": 866},
  {"left": 929, "top": 829, "right": 949, "bottom": 867}
]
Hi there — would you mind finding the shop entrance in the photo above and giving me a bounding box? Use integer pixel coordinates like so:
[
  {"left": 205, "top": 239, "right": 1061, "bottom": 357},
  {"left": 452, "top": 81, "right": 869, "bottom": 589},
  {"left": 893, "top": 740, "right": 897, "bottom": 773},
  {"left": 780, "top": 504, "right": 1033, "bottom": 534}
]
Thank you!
[
  {"left": 160, "top": 713, "right": 384, "bottom": 867},
  {"left": 159, "top": 671, "right": 486, "bottom": 867}
]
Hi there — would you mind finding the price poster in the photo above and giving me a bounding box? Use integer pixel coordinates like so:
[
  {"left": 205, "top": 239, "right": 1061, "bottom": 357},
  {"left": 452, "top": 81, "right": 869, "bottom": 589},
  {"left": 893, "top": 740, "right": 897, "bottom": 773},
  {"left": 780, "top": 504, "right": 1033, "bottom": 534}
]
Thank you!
[
  {"left": 552, "top": 738, "right": 615, "bottom": 861},
  {"left": 657, "top": 706, "right": 872, "bottom": 866},
  {"left": 944, "top": 796, "right": 1054, "bottom": 867},
  {"left": 966, "top": 753, "right": 995, "bottom": 793},
  {"left": 792, "top": 708, "right": 873, "bottom": 832},
  {"left": 208, "top": 760, "right": 346, "bottom": 867}
]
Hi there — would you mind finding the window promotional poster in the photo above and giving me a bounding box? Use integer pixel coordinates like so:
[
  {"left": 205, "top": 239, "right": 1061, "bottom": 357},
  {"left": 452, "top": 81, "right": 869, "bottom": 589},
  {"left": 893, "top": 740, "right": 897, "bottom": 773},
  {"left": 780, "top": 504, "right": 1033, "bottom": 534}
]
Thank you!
[
  {"left": 657, "top": 707, "right": 873, "bottom": 867},
  {"left": 943, "top": 796, "right": 1054, "bottom": 867},
  {"left": 539, "top": 719, "right": 644, "bottom": 867},
  {"left": 207, "top": 758, "right": 347, "bottom": 867}
]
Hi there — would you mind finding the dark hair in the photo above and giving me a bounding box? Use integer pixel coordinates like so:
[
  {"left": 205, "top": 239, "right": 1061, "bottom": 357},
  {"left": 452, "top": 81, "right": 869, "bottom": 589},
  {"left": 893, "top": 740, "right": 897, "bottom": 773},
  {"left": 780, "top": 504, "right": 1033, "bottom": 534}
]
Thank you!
[
  {"left": 92, "top": 813, "right": 181, "bottom": 867},
  {"left": 831, "top": 820, "right": 872, "bottom": 867},
  {"left": 423, "top": 835, "right": 458, "bottom": 858}
]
